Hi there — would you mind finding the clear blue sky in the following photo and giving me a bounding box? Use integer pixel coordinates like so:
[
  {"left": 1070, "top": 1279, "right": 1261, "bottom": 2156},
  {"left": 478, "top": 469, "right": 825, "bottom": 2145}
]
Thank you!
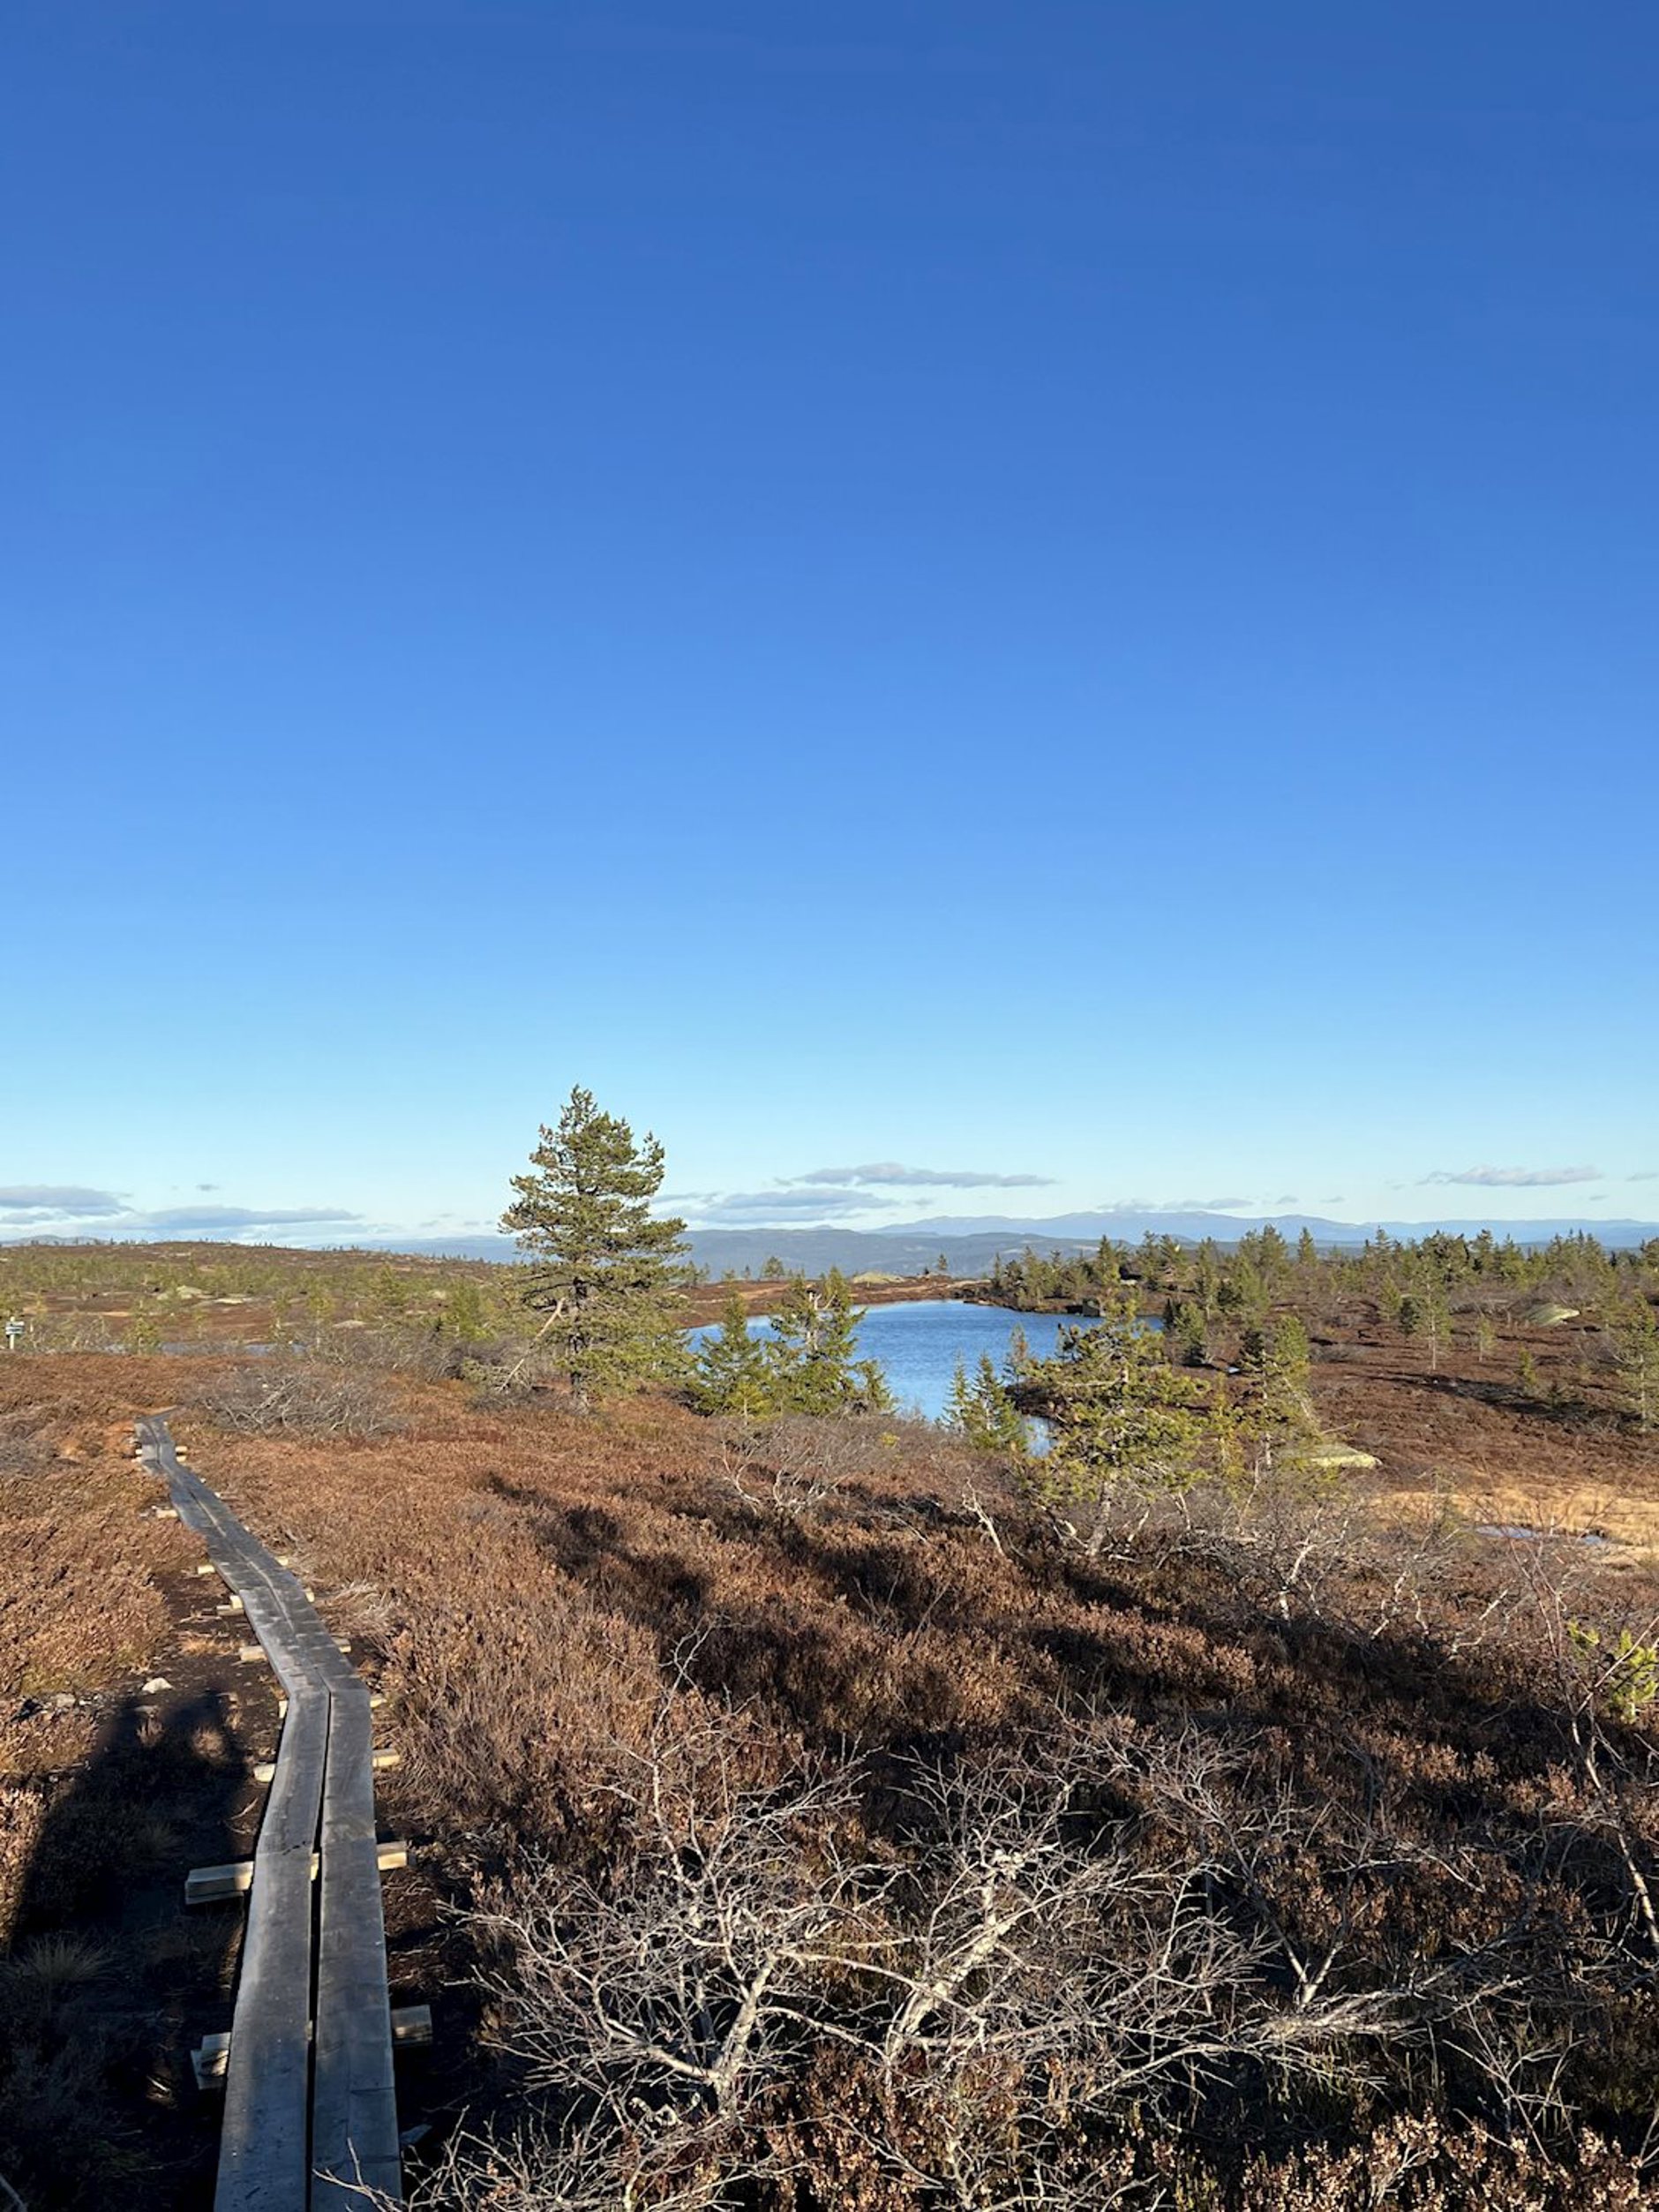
[{"left": 4, "top": 3, "right": 1656, "bottom": 1245}]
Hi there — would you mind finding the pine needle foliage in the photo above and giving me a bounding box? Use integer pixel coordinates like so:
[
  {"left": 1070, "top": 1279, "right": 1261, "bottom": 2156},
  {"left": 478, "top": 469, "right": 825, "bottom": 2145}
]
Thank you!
[
  {"left": 945, "top": 1351, "right": 1031, "bottom": 1457},
  {"left": 692, "top": 1274, "right": 892, "bottom": 1418},
  {"left": 765, "top": 1270, "right": 891, "bottom": 1415},
  {"left": 1020, "top": 1284, "right": 1210, "bottom": 1550},
  {"left": 501, "top": 1086, "right": 690, "bottom": 1411},
  {"left": 693, "top": 1290, "right": 775, "bottom": 1418},
  {"left": 1240, "top": 1313, "right": 1314, "bottom": 1430},
  {"left": 1610, "top": 1297, "right": 1659, "bottom": 1432}
]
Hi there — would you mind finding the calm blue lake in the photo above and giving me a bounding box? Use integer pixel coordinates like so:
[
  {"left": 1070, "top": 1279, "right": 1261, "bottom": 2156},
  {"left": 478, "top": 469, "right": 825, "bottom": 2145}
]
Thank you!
[{"left": 689, "top": 1297, "right": 1101, "bottom": 1422}]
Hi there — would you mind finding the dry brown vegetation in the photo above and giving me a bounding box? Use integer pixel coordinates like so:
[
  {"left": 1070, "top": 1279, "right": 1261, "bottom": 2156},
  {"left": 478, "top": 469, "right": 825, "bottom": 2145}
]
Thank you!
[
  {"left": 0, "top": 1361, "right": 199, "bottom": 1716},
  {"left": 0, "top": 1357, "right": 266, "bottom": 2207},
  {"left": 1310, "top": 1316, "right": 1659, "bottom": 1553},
  {"left": 0, "top": 1240, "right": 510, "bottom": 1349},
  {"left": 5, "top": 1298, "right": 1659, "bottom": 2208}
]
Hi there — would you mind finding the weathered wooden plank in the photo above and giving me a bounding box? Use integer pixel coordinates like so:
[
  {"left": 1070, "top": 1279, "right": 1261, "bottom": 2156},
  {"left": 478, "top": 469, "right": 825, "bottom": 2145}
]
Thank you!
[
  {"left": 312, "top": 1679, "right": 402, "bottom": 2208},
  {"left": 218, "top": 1574, "right": 331, "bottom": 2212},
  {"left": 215, "top": 1802, "right": 320, "bottom": 2208},
  {"left": 132, "top": 1417, "right": 405, "bottom": 2212}
]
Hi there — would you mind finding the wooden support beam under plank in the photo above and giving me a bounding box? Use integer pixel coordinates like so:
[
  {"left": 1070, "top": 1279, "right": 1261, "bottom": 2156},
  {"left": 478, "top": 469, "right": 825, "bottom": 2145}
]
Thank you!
[
  {"left": 186, "top": 1842, "right": 409, "bottom": 1905},
  {"left": 250, "top": 1749, "right": 399, "bottom": 1787},
  {"left": 193, "top": 2005, "right": 432, "bottom": 2089},
  {"left": 241, "top": 1638, "right": 349, "bottom": 1663}
]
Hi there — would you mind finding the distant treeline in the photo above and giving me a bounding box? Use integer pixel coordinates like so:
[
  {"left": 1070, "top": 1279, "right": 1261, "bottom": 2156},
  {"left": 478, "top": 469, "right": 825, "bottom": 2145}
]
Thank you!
[{"left": 983, "top": 1224, "right": 1659, "bottom": 1313}]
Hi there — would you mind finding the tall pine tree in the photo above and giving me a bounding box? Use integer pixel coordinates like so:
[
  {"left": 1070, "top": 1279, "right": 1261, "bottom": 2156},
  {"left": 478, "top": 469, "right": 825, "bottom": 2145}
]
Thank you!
[{"left": 501, "top": 1086, "right": 689, "bottom": 1410}]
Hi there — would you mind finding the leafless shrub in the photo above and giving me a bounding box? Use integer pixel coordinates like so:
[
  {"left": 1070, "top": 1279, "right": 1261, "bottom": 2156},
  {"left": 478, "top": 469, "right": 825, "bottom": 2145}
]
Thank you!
[
  {"left": 712, "top": 1415, "right": 974, "bottom": 1535},
  {"left": 194, "top": 1359, "right": 405, "bottom": 1440},
  {"left": 1075, "top": 1463, "right": 1522, "bottom": 1657},
  {"left": 394, "top": 2104, "right": 779, "bottom": 2212},
  {"left": 1096, "top": 1716, "right": 1659, "bottom": 2166},
  {"left": 465, "top": 1362, "right": 550, "bottom": 1411},
  {"left": 458, "top": 1691, "right": 861, "bottom": 2204},
  {"left": 1189, "top": 1466, "right": 1444, "bottom": 1631},
  {"left": 713, "top": 1424, "right": 854, "bottom": 1528},
  {"left": 853, "top": 1730, "right": 1408, "bottom": 2206},
  {"left": 290, "top": 1320, "right": 468, "bottom": 1381},
  {"left": 957, "top": 1478, "right": 1010, "bottom": 1554},
  {"left": 432, "top": 1704, "right": 1456, "bottom": 2209},
  {"left": 1517, "top": 1555, "right": 1659, "bottom": 1964}
]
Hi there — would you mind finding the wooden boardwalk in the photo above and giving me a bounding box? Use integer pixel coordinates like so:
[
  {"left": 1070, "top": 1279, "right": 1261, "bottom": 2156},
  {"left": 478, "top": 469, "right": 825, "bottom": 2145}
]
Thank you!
[{"left": 134, "top": 1416, "right": 403, "bottom": 2212}]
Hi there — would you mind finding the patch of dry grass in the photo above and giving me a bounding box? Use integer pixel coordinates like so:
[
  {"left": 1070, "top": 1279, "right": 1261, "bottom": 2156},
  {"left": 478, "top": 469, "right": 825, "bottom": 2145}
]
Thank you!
[
  {"left": 0, "top": 1787, "right": 47, "bottom": 1948},
  {"left": 0, "top": 1360, "right": 199, "bottom": 1713}
]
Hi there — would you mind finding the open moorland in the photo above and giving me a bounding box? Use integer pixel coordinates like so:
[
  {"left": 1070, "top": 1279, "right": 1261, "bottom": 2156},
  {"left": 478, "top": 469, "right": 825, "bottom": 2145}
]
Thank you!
[{"left": 4, "top": 1236, "right": 1659, "bottom": 2208}]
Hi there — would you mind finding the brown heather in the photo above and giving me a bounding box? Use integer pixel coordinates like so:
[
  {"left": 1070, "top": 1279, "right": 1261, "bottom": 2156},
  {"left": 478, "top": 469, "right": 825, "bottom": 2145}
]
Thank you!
[
  {"left": 4, "top": 1347, "right": 1659, "bottom": 2206},
  {"left": 0, "top": 1359, "right": 198, "bottom": 1709},
  {"left": 176, "top": 1373, "right": 1659, "bottom": 2205},
  {"left": 0, "top": 1358, "right": 242, "bottom": 2205}
]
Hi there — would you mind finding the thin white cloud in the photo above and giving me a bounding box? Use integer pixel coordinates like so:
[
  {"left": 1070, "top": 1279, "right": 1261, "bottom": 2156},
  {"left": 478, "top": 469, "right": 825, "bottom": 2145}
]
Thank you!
[
  {"left": 129, "top": 1205, "right": 363, "bottom": 1234},
  {"left": 1098, "top": 1196, "right": 1257, "bottom": 1215},
  {"left": 1630, "top": 1170, "right": 1659, "bottom": 1184},
  {"left": 0, "top": 1190, "right": 365, "bottom": 1243},
  {"left": 794, "top": 1162, "right": 1055, "bottom": 1189},
  {"left": 687, "top": 1187, "right": 894, "bottom": 1223},
  {"left": 0, "top": 1185, "right": 126, "bottom": 1215},
  {"left": 1422, "top": 1165, "right": 1603, "bottom": 1189}
]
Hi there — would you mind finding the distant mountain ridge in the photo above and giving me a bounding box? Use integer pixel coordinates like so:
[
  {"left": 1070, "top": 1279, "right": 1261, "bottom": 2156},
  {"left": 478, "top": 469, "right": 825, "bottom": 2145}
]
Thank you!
[
  {"left": 866, "top": 1207, "right": 1659, "bottom": 1245},
  {"left": 378, "top": 1208, "right": 1659, "bottom": 1274},
  {"left": 871, "top": 1208, "right": 1360, "bottom": 1241}
]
